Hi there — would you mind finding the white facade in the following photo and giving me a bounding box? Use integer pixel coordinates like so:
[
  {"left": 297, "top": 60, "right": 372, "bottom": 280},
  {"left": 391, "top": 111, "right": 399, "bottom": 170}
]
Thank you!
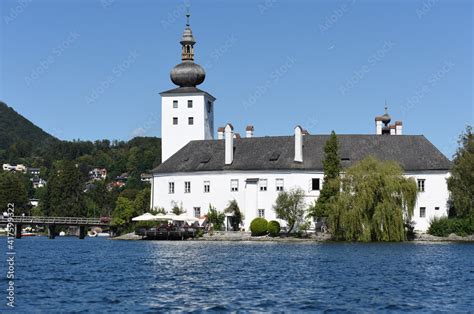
[
  {"left": 151, "top": 170, "right": 324, "bottom": 231},
  {"left": 151, "top": 169, "right": 449, "bottom": 232},
  {"left": 161, "top": 92, "right": 215, "bottom": 162},
  {"left": 406, "top": 171, "right": 450, "bottom": 231}
]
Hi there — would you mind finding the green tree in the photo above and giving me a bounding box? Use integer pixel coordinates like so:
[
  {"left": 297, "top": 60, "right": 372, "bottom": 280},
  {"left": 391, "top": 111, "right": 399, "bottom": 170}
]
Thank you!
[
  {"left": 309, "top": 131, "right": 341, "bottom": 218},
  {"left": 224, "top": 199, "right": 243, "bottom": 231},
  {"left": 170, "top": 201, "right": 185, "bottom": 215},
  {"left": 330, "top": 156, "right": 418, "bottom": 242},
  {"left": 134, "top": 187, "right": 151, "bottom": 215},
  {"left": 207, "top": 204, "right": 225, "bottom": 231},
  {"left": 273, "top": 188, "right": 307, "bottom": 234},
  {"left": 447, "top": 126, "right": 473, "bottom": 218},
  {"left": 0, "top": 172, "right": 29, "bottom": 214},
  {"left": 42, "top": 161, "right": 87, "bottom": 217},
  {"left": 111, "top": 196, "right": 136, "bottom": 231}
]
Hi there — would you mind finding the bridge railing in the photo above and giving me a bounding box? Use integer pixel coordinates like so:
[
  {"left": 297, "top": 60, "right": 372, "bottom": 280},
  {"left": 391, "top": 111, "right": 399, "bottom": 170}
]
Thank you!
[{"left": 0, "top": 216, "right": 109, "bottom": 226}]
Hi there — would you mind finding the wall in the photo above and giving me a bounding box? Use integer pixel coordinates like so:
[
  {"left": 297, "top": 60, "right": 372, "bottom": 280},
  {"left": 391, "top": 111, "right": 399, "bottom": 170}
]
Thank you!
[
  {"left": 406, "top": 171, "right": 450, "bottom": 232},
  {"left": 152, "top": 170, "right": 323, "bottom": 230},
  {"left": 161, "top": 93, "right": 214, "bottom": 162},
  {"left": 151, "top": 170, "right": 450, "bottom": 232}
]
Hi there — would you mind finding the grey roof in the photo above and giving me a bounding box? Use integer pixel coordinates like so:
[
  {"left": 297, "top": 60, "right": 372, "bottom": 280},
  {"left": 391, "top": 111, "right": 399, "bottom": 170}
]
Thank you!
[
  {"left": 160, "top": 87, "right": 216, "bottom": 100},
  {"left": 152, "top": 135, "right": 451, "bottom": 174}
]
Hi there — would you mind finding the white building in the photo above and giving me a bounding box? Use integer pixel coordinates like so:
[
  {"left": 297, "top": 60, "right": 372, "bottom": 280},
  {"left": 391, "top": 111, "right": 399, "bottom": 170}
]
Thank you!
[{"left": 151, "top": 15, "right": 451, "bottom": 232}]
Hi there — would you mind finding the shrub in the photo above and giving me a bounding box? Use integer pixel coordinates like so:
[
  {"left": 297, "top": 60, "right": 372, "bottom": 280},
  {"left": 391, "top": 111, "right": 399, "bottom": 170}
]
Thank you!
[
  {"left": 267, "top": 220, "right": 281, "bottom": 237},
  {"left": 428, "top": 216, "right": 474, "bottom": 237},
  {"left": 250, "top": 218, "right": 268, "bottom": 236}
]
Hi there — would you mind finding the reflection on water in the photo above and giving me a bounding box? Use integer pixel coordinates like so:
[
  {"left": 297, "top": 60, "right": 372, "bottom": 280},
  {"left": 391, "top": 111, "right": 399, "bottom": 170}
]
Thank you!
[{"left": 1, "top": 238, "right": 473, "bottom": 312}]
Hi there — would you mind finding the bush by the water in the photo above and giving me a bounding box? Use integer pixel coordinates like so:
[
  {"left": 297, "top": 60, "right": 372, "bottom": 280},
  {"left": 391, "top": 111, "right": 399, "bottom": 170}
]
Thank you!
[
  {"left": 428, "top": 217, "right": 474, "bottom": 237},
  {"left": 250, "top": 218, "right": 268, "bottom": 236},
  {"left": 268, "top": 220, "right": 281, "bottom": 237}
]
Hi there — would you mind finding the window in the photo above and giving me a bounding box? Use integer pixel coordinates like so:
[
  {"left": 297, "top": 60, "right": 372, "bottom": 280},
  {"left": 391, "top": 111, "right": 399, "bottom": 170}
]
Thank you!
[
  {"left": 435, "top": 207, "right": 440, "bottom": 211},
  {"left": 276, "top": 178, "right": 284, "bottom": 191},
  {"left": 420, "top": 207, "right": 426, "bottom": 218},
  {"left": 188, "top": 100, "right": 193, "bottom": 108},
  {"left": 417, "top": 179, "right": 425, "bottom": 192},
  {"left": 259, "top": 179, "right": 268, "bottom": 191},
  {"left": 168, "top": 182, "right": 175, "bottom": 194},
  {"left": 185, "top": 181, "right": 191, "bottom": 193},
  {"left": 173, "top": 100, "right": 178, "bottom": 108},
  {"left": 231, "top": 179, "right": 239, "bottom": 192},
  {"left": 194, "top": 207, "right": 201, "bottom": 218},
  {"left": 207, "top": 101, "right": 212, "bottom": 113},
  {"left": 188, "top": 117, "right": 194, "bottom": 125},
  {"left": 258, "top": 209, "right": 265, "bottom": 218},
  {"left": 312, "top": 178, "right": 320, "bottom": 191},
  {"left": 173, "top": 117, "right": 178, "bottom": 125},
  {"left": 204, "top": 181, "right": 210, "bottom": 193}
]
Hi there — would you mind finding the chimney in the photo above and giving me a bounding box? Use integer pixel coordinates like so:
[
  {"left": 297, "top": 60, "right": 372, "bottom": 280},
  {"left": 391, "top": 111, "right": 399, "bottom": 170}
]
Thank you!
[
  {"left": 389, "top": 125, "right": 396, "bottom": 135},
  {"left": 395, "top": 121, "right": 403, "bottom": 135},
  {"left": 225, "top": 124, "right": 234, "bottom": 165},
  {"left": 217, "top": 127, "right": 225, "bottom": 140},
  {"left": 375, "top": 117, "right": 383, "bottom": 135},
  {"left": 246, "top": 125, "right": 254, "bottom": 138},
  {"left": 294, "top": 126, "right": 303, "bottom": 163}
]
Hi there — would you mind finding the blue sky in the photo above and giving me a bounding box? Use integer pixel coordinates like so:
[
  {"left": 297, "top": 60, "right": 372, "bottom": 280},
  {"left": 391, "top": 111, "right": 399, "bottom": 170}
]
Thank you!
[{"left": 0, "top": 0, "right": 472, "bottom": 158}]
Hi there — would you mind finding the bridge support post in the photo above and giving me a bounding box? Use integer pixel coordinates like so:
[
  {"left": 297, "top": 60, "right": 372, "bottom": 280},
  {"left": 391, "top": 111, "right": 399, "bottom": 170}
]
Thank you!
[
  {"left": 78, "top": 226, "right": 86, "bottom": 239},
  {"left": 48, "top": 225, "right": 56, "bottom": 239},
  {"left": 15, "top": 224, "right": 22, "bottom": 239}
]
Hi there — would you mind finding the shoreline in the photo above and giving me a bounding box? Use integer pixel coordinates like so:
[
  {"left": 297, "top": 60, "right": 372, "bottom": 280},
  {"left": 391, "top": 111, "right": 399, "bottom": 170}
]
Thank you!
[{"left": 111, "top": 231, "right": 474, "bottom": 243}]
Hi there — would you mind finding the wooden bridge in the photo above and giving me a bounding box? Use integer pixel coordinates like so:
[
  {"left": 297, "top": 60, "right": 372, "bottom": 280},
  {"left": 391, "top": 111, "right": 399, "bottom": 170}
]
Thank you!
[{"left": 0, "top": 216, "right": 110, "bottom": 239}]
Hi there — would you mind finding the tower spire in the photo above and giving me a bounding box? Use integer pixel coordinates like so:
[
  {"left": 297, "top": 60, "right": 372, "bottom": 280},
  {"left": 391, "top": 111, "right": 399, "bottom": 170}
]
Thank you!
[
  {"left": 186, "top": 9, "right": 190, "bottom": 27},
  {"left": 170, "top": 11, "right": 206, "bottom": 87}
]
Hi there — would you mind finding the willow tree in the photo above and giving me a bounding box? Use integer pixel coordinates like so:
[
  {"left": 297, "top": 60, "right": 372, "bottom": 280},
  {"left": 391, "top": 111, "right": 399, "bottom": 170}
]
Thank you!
[{"left": 329, "top": 156, "right": 418, "bottom": 241}]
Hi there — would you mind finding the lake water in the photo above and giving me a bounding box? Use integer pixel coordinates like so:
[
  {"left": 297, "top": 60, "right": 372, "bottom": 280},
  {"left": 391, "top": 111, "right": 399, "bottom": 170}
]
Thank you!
[{"left": 1, "top": 237, "right": 473, "bottom": 312}]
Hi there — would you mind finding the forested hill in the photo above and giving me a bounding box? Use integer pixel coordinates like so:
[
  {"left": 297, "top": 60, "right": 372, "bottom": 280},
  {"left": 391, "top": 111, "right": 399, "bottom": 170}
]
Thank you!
[
  {"left": 0, "top": 102, "right": 162, "bottom": 183},
  {"left": 0, "top": 101, "right": 58, "bottom": 152}
]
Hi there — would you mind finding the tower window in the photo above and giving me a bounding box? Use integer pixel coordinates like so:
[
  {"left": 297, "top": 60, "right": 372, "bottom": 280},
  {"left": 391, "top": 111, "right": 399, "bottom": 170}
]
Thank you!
[
  {"left": 207, "top": 101, "right": 212, "bottom": 113},
  {"left": 173, "top": 100, "right": 178, "bottom": 108},
  {"left": 188, "top": 100, "right": 193, "bottom": 108},
  {"left": 173, "top": 117, "right": 178, "bottom": 125},
  {"left": 417, "top": 179, "right": 425, "bottom": 192},
  {"left": 188, "top": 117, "right": 194, "bottom": 125}
]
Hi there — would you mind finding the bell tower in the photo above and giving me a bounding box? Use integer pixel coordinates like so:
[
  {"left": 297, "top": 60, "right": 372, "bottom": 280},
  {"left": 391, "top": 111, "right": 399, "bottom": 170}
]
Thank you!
[{"left": 160, "top": 12, "right": 216, "bottom": 162}]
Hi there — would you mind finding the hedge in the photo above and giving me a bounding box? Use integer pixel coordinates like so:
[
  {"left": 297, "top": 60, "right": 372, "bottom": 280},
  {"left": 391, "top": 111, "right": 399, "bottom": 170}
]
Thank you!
[
  {"left": 428, "top": 217, "right": 474, "bottom": 237},
  {"left": 268, "top": 220, "right": 281, "bottom": 237},
  {"left": 250, "top": 218, "right": 268, "bottom": 236}
]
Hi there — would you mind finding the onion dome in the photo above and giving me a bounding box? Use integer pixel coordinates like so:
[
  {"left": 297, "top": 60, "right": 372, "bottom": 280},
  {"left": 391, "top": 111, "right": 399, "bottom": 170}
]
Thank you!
[
  {"left": 381, "top": 106, "right": 391, "bottom": 126},
  {"left": 170, "top": 12, "right": 206, "bottom": 87}
]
